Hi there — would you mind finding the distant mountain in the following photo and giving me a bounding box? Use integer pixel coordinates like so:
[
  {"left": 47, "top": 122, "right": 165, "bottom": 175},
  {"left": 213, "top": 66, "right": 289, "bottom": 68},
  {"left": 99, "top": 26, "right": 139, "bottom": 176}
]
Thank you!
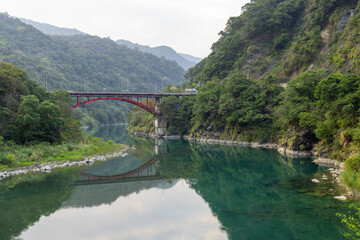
[
  {"left": 178, "top": 53, "right": 202, "bottom": 64},
  {"left": 18, "top": 18, "right": 201, "bottom": 71},
  {"left": 0, "top": 13, "right": 186, "bottom": 125},
  {"left": 116, "top": 39, "right": 201, "bottom": 70},
  {"left": 20, "top": 18, "right": 85, "bottom": 36}
]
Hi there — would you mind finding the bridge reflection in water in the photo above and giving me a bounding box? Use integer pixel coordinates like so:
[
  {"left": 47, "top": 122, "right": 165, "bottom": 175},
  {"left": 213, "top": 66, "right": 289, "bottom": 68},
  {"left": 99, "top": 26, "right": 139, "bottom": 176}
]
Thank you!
[
  {"left": 63, "top": 136, "right": 172, "bottom": 208},
  {"left": 64, "top": 157, "right": 173, "bottom": 209},
  {"left": 75, "top": 158, "right": 160, "bottom": 186}
]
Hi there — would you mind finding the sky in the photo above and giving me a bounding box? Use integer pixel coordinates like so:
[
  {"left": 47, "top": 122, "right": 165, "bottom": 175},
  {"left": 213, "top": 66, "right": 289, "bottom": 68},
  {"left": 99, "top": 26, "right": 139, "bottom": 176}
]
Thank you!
[{"left": 1, "top": 0, "right": 250, "bottom": 58}]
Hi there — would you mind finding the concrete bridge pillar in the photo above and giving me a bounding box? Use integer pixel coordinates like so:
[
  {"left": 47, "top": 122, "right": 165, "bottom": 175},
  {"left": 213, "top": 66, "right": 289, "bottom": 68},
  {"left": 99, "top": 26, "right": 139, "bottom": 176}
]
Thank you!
[
  {"left": 154, "top": 97, "right": 167, "bottom": 137},
  {"left": 154, "top": 97, "right": 161, "bottom": 113},
  {"left": 154, "top": 117, "right": 167, "bottom": 137}
]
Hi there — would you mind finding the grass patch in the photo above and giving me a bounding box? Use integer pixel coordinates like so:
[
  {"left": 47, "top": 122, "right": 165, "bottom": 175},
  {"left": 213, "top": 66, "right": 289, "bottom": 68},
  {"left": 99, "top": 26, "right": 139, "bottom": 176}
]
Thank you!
[
  {"left": 342, "top": 153, "right": 360, "bottom": 192},
  {"left": 0, "top": 137, "right": 127, "bottom": 170}
]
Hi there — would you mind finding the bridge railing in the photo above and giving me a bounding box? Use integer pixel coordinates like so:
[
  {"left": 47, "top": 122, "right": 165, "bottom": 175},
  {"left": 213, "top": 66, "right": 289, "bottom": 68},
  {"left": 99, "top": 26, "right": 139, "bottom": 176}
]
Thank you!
[{"left": 67, "top": 92, "right": 197, "bottom": 97}]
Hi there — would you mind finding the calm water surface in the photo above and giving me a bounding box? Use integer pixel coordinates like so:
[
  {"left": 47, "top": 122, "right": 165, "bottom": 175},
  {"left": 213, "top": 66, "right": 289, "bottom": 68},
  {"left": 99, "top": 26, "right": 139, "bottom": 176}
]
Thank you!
[{"left": 0, "top": 126, "right": 350, "bottom": 240}]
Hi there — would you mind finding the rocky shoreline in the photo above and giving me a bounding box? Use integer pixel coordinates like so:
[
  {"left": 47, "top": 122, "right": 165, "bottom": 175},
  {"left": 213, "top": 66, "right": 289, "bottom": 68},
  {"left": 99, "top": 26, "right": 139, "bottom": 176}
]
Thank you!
[
  {"left": 129, "top": 130, "right": 341, "bottom": 166},
  {"left": 0, "top": 147, "right": 133, "bottom": 181},
  {"left": 130, "top": 131, "right": 349, "bottom": 199}
]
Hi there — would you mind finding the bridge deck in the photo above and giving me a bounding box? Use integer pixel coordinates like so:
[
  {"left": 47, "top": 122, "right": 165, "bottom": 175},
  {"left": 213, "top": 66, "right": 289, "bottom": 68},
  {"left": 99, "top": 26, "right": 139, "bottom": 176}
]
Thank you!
[{"left": 68, "top": 92, "right": 197, "bottom": 97}]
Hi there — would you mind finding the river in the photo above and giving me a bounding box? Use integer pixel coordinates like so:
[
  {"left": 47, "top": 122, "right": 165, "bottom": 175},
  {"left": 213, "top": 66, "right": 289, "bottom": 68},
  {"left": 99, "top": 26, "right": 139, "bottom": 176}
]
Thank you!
[{"left": 0, "top": 125, "right": 351, "bottom": 239}]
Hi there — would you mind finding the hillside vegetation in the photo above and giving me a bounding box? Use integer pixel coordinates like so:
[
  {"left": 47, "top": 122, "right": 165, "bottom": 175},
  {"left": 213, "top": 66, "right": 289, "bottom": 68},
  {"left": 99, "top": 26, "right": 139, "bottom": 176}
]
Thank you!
[
  {"left": 0, "top": 13, "right": 186, "bottom": 126},
  {"left": 129, "top": 0, "right": 360, "bottom": 189},
  {"left": 0, "top": 62, "right": 126, "bottom": 169}
]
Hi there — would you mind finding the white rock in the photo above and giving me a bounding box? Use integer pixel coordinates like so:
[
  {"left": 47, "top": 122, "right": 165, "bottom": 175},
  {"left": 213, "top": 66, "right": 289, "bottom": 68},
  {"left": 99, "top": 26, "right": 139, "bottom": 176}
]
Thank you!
[
  {"left": 334, "top": 196, "right": 347, "bottom": 201},
  {"left": 311, "top": 179, "right": 320, "bottom": 183}
]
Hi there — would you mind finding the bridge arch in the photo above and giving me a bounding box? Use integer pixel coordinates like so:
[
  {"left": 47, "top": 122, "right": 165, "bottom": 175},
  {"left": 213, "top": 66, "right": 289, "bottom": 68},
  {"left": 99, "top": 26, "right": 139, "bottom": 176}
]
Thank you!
[
  {"left": 71, "top": 97, "right": 157, "bottom": 115},
  {"left": 80, "top": 159, "right": 158, "bottom": 180}
]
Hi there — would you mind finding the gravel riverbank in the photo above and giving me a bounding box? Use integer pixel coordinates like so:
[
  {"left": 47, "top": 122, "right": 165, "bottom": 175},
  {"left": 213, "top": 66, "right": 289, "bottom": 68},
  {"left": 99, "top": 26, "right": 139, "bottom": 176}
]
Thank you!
[{"left": 0, "top": 147, "right": 134, "bottom": 181}]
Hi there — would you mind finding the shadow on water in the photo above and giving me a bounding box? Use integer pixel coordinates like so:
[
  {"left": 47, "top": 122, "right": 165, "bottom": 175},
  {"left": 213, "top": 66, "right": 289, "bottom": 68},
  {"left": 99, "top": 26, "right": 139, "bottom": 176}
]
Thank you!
[{"left": 0, "top": 126, "right": 350, "bottom": 240}]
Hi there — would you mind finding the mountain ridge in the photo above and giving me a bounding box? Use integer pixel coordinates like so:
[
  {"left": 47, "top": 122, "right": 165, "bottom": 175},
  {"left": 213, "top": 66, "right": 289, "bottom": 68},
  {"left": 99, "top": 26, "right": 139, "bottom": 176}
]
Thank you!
[
  {"left": 0, "top": 12, "right": 186, "bottom": 126},
  {"left": 20, "top": 18, "right": 86, "bottom": 36},
  {"left": 17, "top": 17, "right": 201, "bottom": 71},
  {"left": 116, "top": 39, "right": 201, "bottom": 70}
]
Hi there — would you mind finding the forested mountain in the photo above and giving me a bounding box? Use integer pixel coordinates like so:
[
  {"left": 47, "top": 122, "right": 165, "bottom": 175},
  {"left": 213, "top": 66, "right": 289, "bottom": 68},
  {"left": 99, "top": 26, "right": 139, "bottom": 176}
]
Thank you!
[
  {"left": 19, "top": 18, "right": 85, "bottom": 36},
  {"left": 186, "top": 0, "right": 359, "bottom": 83},
  {"left": 130, "top": 0, "right": 360, "bottom": 189},
  {"left": 18, "top": 17, "right": 201, "bottom": 71},
  {"left": 184, "top": 0, "right": 360, "bottom": 145},
  {"left": 116, "top": 39, "right": 201, "bottom": 70},
  {"left": 0, "top": 13, "right": 186, "bottom": 125}
]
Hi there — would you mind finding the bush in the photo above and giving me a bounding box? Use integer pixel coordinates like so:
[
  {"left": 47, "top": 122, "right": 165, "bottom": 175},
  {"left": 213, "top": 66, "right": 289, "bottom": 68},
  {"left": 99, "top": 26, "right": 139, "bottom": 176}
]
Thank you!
[
  {"left": 6, "top": 154, "right": 17, "bottom": 167},
  {"left": 337, "top": 204, "right": 360, "bottom": 240},
  {"left": 315, "top": 120, "right": 336, "bottom": 143},
  {"left": 345, "top": 153, "right": 360, "bottom": 173}
]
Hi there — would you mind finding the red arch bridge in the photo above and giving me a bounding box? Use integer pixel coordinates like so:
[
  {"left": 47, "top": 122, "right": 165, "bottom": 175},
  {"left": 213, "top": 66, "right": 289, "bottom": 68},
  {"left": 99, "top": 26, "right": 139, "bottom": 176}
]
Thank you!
[{"left": 69, "top": 92, "right": 196, "bottom": 115}]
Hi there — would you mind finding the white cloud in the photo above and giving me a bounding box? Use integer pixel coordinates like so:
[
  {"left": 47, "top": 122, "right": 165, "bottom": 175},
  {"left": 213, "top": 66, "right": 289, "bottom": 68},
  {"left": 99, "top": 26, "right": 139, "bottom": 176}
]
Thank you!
[{"left": 19, "top": 180, "right": 228, "bottom": 240}]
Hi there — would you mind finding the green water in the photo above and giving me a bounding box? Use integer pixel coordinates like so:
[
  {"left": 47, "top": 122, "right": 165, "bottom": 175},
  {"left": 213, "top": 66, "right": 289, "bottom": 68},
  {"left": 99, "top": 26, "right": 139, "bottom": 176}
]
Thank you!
[{"left": 0, "top": 126, "right": 351, "bottom": 240}]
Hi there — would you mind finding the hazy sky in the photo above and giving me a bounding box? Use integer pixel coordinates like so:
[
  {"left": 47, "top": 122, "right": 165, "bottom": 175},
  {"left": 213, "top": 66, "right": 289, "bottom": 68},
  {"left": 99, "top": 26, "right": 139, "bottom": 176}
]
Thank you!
[{"left": 1, "top": 0, "right": 250, "bottom": 58}]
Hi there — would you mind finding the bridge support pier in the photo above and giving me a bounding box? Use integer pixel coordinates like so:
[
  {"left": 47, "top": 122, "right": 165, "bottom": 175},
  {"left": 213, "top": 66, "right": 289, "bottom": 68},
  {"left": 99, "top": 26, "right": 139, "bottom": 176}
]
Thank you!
[
  {"left": 154, "top": 97, "right": 167, "bottom": 137},
  {"left": 154, "top": 117, "right": 167, "bottom": 137}
]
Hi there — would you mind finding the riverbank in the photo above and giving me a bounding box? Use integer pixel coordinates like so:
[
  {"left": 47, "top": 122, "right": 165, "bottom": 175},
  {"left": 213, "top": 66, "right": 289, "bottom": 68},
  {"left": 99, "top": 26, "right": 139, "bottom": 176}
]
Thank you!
[
  {"left": 129, "top": 131, "right": 355, "bottom": 199},
  {"left": 129, "top": 130, "right": 341, "bottom": 166},
  {"left": 0, "top": 146, "right": 132, "bottom": 180},
  {"left": 0, "top": 137, "right": 127, "bottom": 172}
]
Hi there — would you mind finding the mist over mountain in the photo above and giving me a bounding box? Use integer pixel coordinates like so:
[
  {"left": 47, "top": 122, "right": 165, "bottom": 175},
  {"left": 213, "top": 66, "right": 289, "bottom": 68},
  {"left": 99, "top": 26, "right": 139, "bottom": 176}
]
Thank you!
[
  {"left": 18, "top": 17, "right": 201, "bottom": 71},
  {"left": 0, "top": 13, "right": 186, "bottom": 125},
  {"left": 20, "top": 18, "right": 86, "bottom": 36},
  {"left": 116, "top": 39, "right": 202, "bottom": 70}
]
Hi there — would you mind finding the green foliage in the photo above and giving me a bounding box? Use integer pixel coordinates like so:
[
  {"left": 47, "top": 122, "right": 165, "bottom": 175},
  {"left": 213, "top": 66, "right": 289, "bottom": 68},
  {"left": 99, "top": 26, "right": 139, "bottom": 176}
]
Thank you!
[
  {"left": 186, "top": 0, "right": 305, "bottom": 83},
  {"left": 314, "top": 74, "right": 360, "bottom": 143},
  {"left": 275, "top": 71, "right": 324, "bottom": 132},
  {"left": 344, "top": 153, "right": 360, "bottom": 173},
  {"left": 128, "top": 107, "right": 154, "bottom": 134},
  {"left": 315, "top": 120, "right": 336, "bottom": 143},
  {"left": 0, "top": 136, "right": 126, "bottom": 169},
  {"left": 0, "top": 63, "right": 82, "bottom": 145},
  {"left": 0, "top": 13, "right": 186, "bottom": 126},
  {"left": 337, "top": 204, "right": 360, "bottom": 240},
  {"left": 159, "top": 96, "right": 195, "bottom": 135}
]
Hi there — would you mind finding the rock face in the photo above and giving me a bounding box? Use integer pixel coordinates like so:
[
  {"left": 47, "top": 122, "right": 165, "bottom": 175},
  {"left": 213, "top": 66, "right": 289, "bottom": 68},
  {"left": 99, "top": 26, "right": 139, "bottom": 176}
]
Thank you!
[{"left": 291, "top": 131, "right": 318, "bottom": 151}]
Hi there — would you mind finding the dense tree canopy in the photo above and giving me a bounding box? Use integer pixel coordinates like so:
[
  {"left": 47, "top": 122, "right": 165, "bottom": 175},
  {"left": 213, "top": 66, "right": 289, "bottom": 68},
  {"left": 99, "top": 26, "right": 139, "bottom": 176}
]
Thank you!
[
  {"left": 0, "top": 13, "right": 186, "bottom": 125},
  {"left": 0, "top": 62, "right": 81, "bottom": 144},
  {"left": 130, "top": 0, "right": 360, "bottom": 160}
]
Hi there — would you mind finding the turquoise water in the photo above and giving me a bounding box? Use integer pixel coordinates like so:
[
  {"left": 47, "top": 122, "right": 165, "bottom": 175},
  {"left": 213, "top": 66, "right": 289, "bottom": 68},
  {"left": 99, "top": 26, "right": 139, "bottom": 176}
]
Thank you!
[{"left": 0, "top": 126, "right": 350, "bottom": 239}]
